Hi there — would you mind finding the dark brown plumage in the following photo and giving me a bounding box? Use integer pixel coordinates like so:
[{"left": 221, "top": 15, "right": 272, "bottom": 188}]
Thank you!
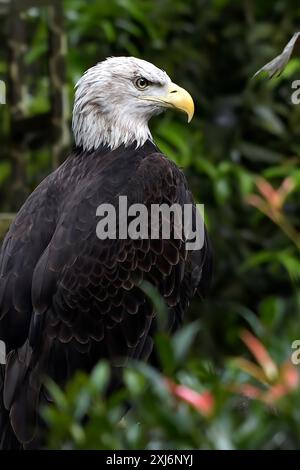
[{"left": 0, "top": 140, "right": 212, "bottom": 449}]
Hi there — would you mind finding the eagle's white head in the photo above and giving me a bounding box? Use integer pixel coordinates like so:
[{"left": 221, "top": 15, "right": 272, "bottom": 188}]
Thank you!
[{"left": 72, "top": 57, "right": 194, "bottom": 151}]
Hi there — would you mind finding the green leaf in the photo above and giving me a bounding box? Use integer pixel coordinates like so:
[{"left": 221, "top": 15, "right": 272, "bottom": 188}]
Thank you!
[
  {"left": 172, "top": 322, "right": 200, "bottom": 364},
  {"left": 259, "top": 296, "right": 284, "bottom": 329},
  {"left": 46, "top": 380, "right": 68, "bottom": 412},
  {"left": 90, "top": 361, "right": 110, "bottom": 392},
  {"left": 155, "top": 332, "right": 176, "bottom": 374},
  {"left": 139, "top": 281, "right": 168, "bottom": 330},
  {"left": 123, "top": 369, "right": 145, "bottom": 395}
]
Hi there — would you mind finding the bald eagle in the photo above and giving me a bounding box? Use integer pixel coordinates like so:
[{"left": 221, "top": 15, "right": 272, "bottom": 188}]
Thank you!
[{"left": 0, "top": 57, "right": 212, "bottom": 449}]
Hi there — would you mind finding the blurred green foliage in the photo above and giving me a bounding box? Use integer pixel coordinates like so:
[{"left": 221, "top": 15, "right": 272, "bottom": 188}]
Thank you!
[
  {"left": 44, "top": 319, "right": 300, "bottom": 449},
  {"left": 1, "top": 0, "right": 300, "bottom": 449}
]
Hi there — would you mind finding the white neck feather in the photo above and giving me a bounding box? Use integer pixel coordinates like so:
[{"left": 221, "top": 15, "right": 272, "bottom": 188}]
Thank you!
[{"left": 72, "top": 102, "right": 153, "bottom": 151}]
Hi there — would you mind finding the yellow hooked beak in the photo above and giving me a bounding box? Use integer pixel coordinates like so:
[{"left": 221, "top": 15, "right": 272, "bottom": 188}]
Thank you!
[{"left": 143, "top": 82, "right": 195, "bottom": 123}]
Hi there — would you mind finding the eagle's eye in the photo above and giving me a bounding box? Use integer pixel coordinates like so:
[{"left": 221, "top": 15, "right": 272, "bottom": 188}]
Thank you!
[{"left": 134, "top": 77, "right": 149, "bottom": 90}]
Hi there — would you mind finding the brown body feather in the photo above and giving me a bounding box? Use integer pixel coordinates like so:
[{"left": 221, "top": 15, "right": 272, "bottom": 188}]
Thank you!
[{"left": 0, "top": 140, "right": 212, "bottom": 448}]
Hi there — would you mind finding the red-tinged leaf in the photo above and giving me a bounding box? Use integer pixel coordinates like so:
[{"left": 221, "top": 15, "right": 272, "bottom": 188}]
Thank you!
[
  {"left": 263, "top": 383, "right": 288, "bottom": 404},
  {"left": 278, "top": 177, "right": 296, "bottom": 201},
  {"left": 231, "top": 357, "right": 269, "bottom": 385},
  {"left": 240, "top": 330, "right": 278, "bottom": 382},
  {"left": 166, "top": 379, "right": 214, "bottom": 416},
  {"left": 230, "top": 383, "right": 263, "bottom": 400},
  {"left": 262, "top": 364, "right": 298, "bottom": 404},
  {"left": 280, "top": 361, "right": 299, "bottom": 390},
  {"left": 246, "top": 195, "right": 277, "bottom": 221},
  {"left": 246, "top": 194, "right": 266, "bottom": 210},
  {"left": 256, "top": 177, "right": 282, "bottom": 209}
]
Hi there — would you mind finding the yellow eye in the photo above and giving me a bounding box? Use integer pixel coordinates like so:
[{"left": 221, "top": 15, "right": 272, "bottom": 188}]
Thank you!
[{"left": 135, "top": 77, "right": 149, "bottom": 90}]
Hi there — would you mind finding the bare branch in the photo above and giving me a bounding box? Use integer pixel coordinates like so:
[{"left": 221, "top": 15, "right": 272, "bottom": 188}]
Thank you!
[{"left": 254, "top": 32, "right": 300, "bottom": 79}]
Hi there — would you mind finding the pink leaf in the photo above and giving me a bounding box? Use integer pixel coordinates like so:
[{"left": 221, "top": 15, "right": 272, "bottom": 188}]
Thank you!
[
  {"left": 241, "top": 330, "right": 278, "bottom": 382},
  {"left": 166, "top": 379, "right": 215, "bottom": 416}
]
